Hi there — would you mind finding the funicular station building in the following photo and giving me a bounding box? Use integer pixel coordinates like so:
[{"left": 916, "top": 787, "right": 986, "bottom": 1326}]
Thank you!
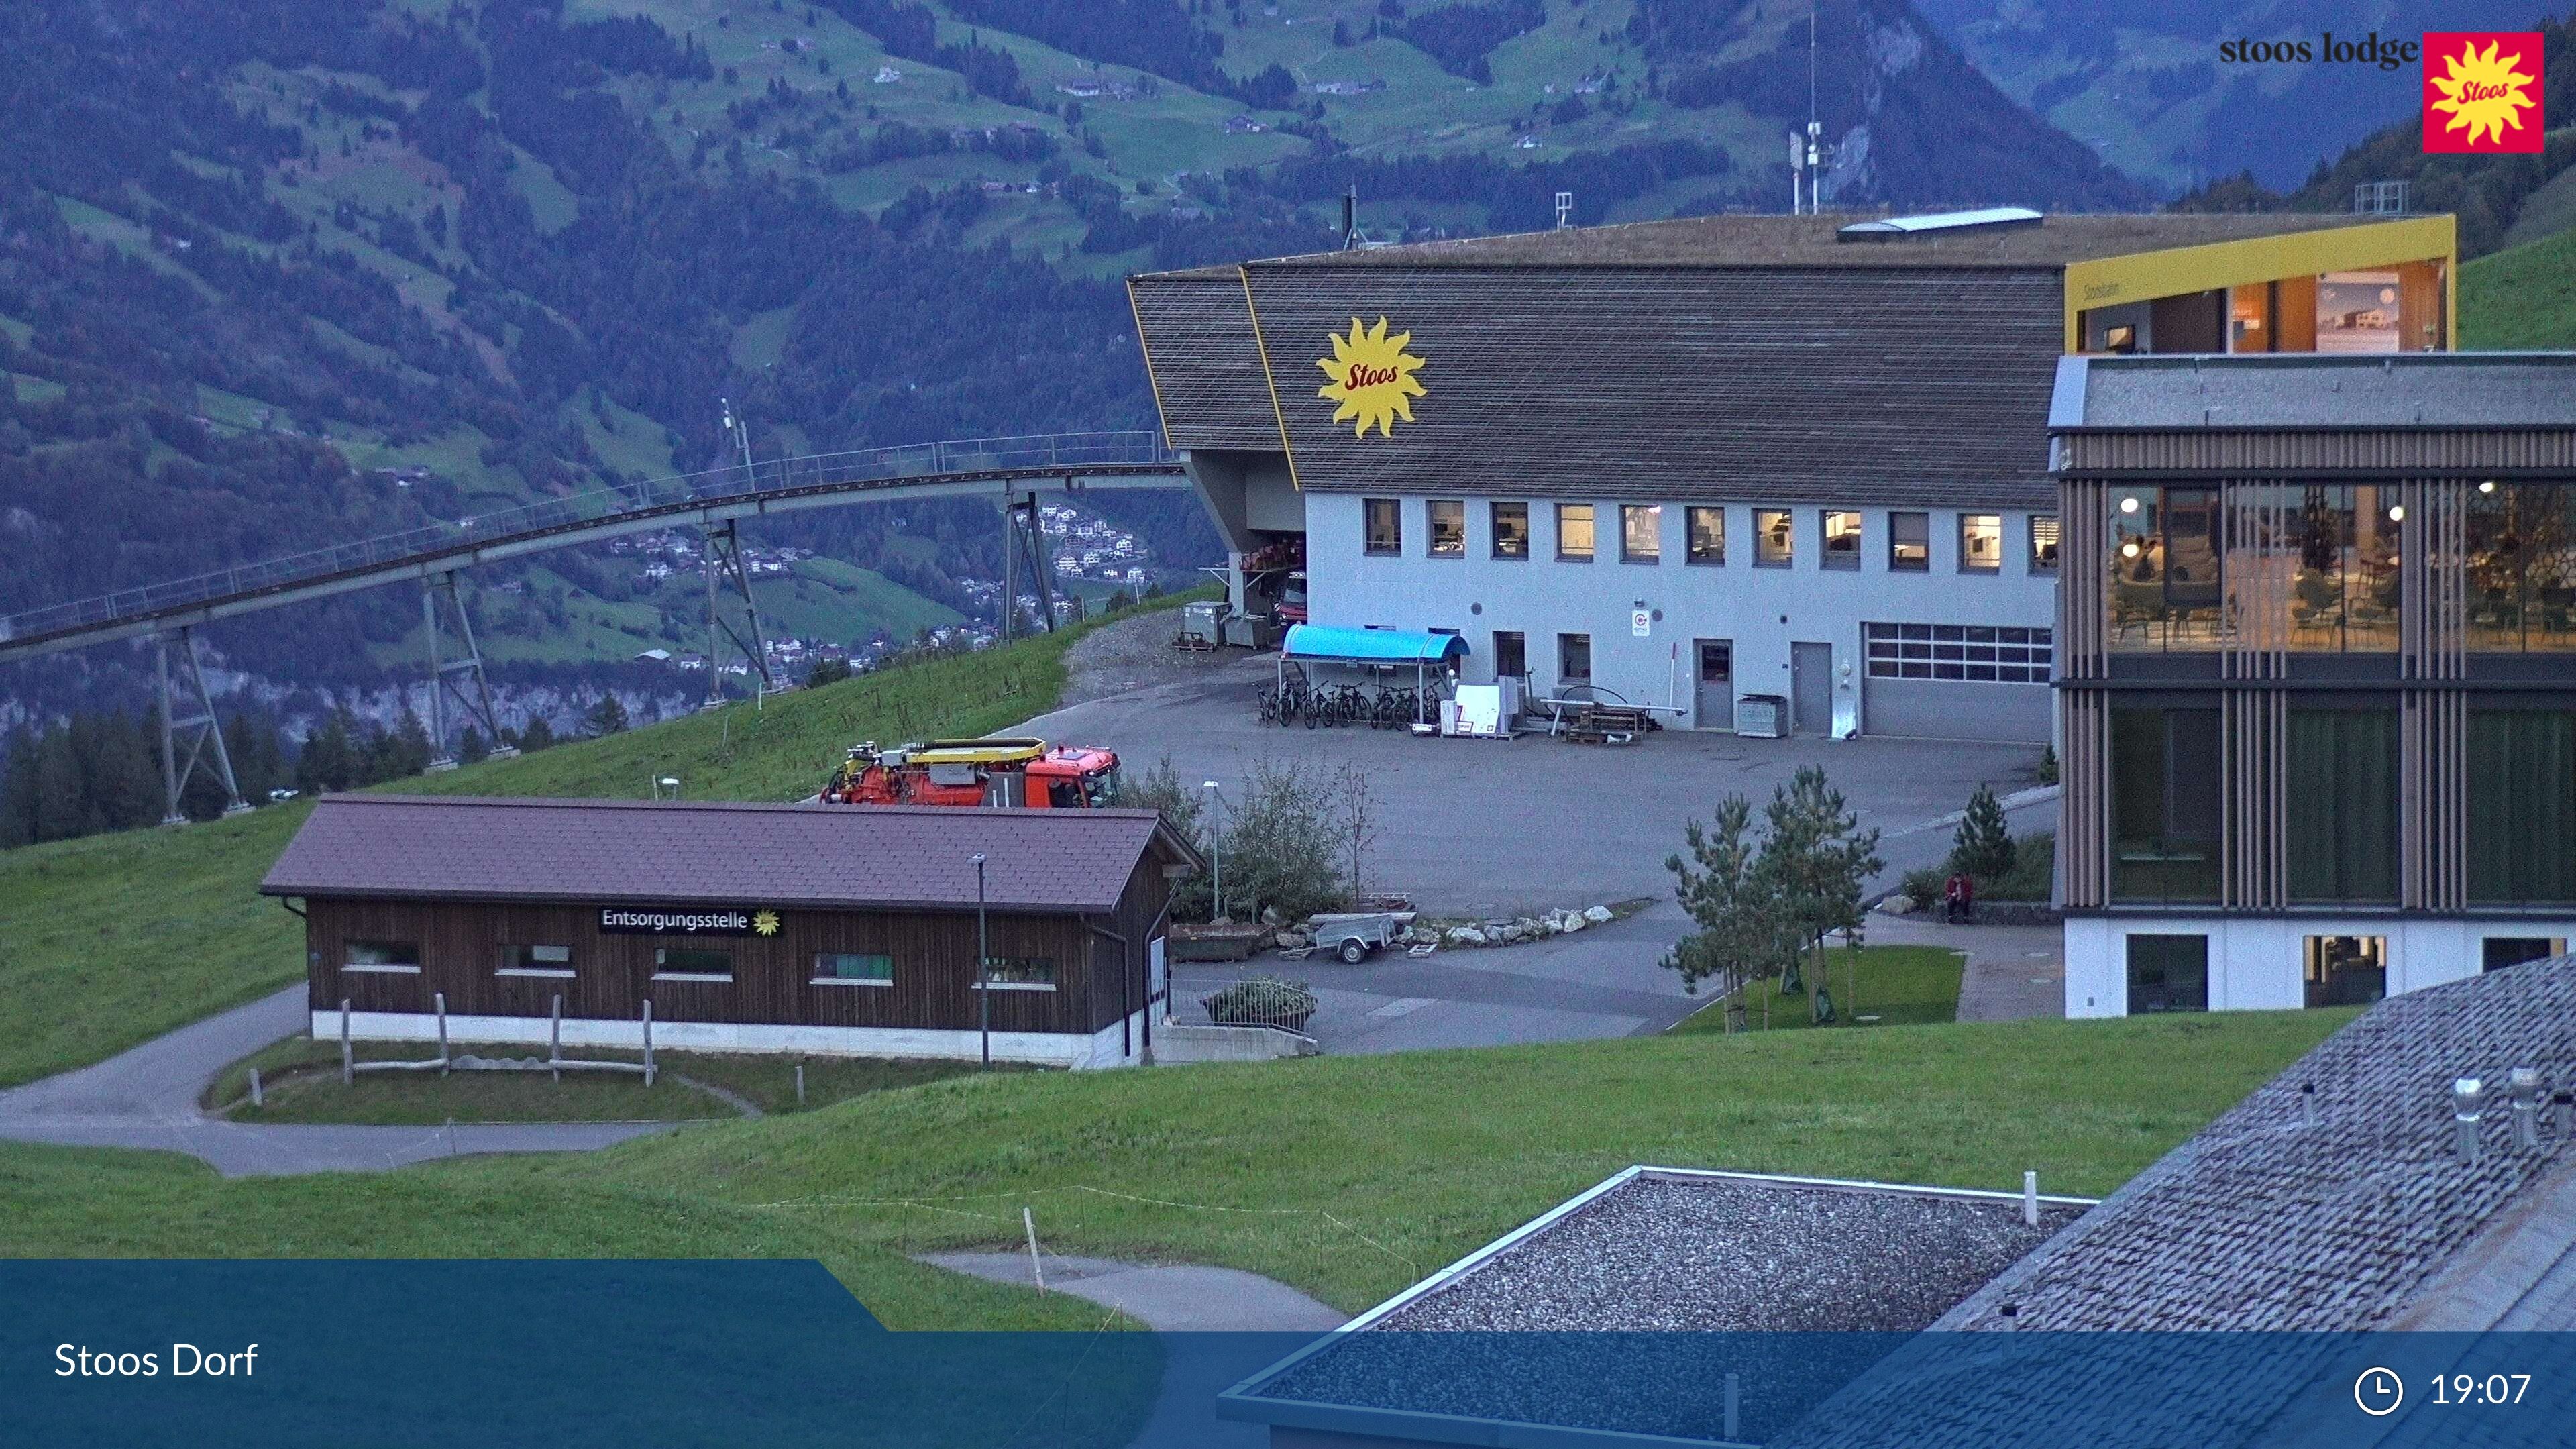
[
  {"left": 1129, "top": 209, "right": 2454, "bottom": 742},
  {"left": 2052, "top": 353, "right": 2576, "bottom": 1016}
]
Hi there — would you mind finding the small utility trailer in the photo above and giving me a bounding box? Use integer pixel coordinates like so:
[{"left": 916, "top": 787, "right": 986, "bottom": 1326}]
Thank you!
[{"left": 1309, "top": 912, "right": 1405, "bottom": 964}]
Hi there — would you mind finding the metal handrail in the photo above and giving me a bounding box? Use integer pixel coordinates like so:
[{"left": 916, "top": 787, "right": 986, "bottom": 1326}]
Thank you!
[{"left": 0, "top": 431, "right": 1173, "bottom": 642}]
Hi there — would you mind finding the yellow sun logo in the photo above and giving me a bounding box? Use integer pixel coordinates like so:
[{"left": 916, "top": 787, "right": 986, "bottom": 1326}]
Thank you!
[
  {"left": 2426, "top": 38, "right": 2538, "bottom": 148},
  {"left": 751, "top": 910, "right": 780, "bottom": 936},
  {"left": 1315, "top": 316, "right": 1426, "bottom": 439}
]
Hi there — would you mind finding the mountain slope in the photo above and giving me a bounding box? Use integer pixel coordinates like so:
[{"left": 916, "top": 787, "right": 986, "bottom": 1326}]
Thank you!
[
  {"left": 1, "top": 0, "right": 2144, "bottom": 722},
  {"left": 1915, "top": 0, "right": 2559, "bottom": 195}
]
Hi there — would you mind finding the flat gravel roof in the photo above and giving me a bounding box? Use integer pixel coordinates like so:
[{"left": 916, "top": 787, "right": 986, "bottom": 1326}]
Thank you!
[{"left": 1362, "top": 1169, "right": 2082, "bottom": 1334}]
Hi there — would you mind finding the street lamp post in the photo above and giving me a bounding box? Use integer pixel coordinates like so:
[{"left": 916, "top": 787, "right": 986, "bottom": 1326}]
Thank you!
[
  {"left": 1201, "top": 781, "right": 1222, "bottom": 923},
  {"left": 971, "top": 853, "right": 991, "bottom": 1069}
]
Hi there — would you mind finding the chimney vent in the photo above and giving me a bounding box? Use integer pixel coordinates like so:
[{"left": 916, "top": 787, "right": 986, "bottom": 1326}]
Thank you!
[
  {"left": 2454, "top": 1077, "right": 2486, "bottom": 1165},
  {"left": 2512, "top": 1068, "right": 2544, "bottom": 1150},
  {"left": 2300, "top": 1082, "right": 2320, "bottom": 1128},
  {"left": 2553, "top": 1089, "right": 2573, "bottom": 1140}
]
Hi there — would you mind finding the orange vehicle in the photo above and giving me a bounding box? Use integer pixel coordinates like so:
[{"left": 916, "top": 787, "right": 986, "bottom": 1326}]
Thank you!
[{"left": 820, "top": 737, "right": 1124, "bottom": 809}]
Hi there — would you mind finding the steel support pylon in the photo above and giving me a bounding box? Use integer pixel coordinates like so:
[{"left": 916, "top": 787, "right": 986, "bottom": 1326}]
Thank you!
[
  {"left": 700, "top": 521, "right": 773, "bottom": 708},
  {"left": 154, "top": 625, "right": 249, "bottom": 824},
  {"left": 998, "top": 490, "right": 1058, "bottom": 641},
  {"left": 421, "top": 571, "right": 508, "bottom": 767}
]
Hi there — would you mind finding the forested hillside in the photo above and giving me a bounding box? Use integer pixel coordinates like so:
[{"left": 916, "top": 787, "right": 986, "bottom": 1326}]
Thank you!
[
  {"left": 2173, "top": 12, "right": 2573, "bottom": 261},
  {"left": 0, "top": 0, "right": 2147, "bottom": 731}
]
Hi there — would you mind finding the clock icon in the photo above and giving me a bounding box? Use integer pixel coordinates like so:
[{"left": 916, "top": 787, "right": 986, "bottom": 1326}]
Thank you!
[{"left": 2355, "top": 1366, "right": 2404, "bottom": 1417}]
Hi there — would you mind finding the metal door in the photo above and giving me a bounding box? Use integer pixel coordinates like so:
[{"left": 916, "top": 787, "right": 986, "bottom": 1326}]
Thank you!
[
  {"left": 1791, "top": 642, "right": 1833, "bottom": 735},
  {"left": 1694, "top": 639, "right": 1733, "bottom": 730}
]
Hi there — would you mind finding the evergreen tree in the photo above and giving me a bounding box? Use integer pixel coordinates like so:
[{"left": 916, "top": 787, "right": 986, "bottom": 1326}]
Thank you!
[
  {"left": 297, "top": 706, "right": 361, "bottom": 795},
  {"left": 1950, "top": 782, "right": 2016, "bottom": 881},
  {"left": 519, "top": 715, "right": 558, "bottom": 752},
  {"left": 457, "top": 725, "right": 490, "bottom": 765},
  {"left": 1, "top": 727, "right": 42, "bottom": 847},
  {"left": 378, "top": 710, "right": 435, "bottom": 780},
  {"left": 583, "top": 692, "right": 629, "bottom": 737}
]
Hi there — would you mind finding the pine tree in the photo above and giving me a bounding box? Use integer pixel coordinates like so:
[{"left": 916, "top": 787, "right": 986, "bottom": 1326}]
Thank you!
[
  {"left": 519, "top": 715, "right": 557, "bottom": 752},
  {"left": 457, "top": 725, "right": 490, "bottom": 765},
  {"left": 583, "top": 692, "right": 629, "bottom": 737},
  {"left": 380, "top": 710, "right": 435, "bottom": 780},
  {"left": 297, "top": 706, "right": 360, "bottom": 795},
  {"left": 0, "top": 727, "right": 42, "bottom": 846},
  {"left": 1951, "top": 782, "right": 2016, "bottom": 882}
]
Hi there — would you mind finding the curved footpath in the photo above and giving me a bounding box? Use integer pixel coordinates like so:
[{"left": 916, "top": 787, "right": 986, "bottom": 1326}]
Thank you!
[{"left": 0, "top": 985, "right": 672, "bottom": 1177}]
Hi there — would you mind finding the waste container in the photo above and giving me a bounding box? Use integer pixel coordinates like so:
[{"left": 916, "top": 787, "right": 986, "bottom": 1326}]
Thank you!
[
  {"left": 1736, "top": 694, "right": 1788, "bottom": 739},
  {"left": 1179, "top": 601, "right": 1226, "bottom": 647}
]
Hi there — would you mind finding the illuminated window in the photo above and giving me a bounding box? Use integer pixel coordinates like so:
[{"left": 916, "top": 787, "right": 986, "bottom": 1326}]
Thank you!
[
  {"left": 1960, "top": 514, "right": 2002, "bottom": 572},
  {"left": 1557, "top": 504, "right": 1595, "bottom": 561},
  {"left": 1490, "top": 502, "right": 1529, "bottom": 559},
  {"left": 1427, "top": 500, "right": 1464, "bottom": 557},
  {"left": 1755, "top": 510, "right": 1792, "bottom": 567}
]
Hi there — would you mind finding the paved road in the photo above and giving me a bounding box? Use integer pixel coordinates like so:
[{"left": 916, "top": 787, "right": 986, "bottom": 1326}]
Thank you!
[
  {"left": 922, "top": 1251, "right": 1344, "bottom": 1332},
  {"left": 0, "top": 985, "right": 672, "bottom": 1177},
  {"left": 1023, "top": 646, "right": 2063, "bottom": 1052}
]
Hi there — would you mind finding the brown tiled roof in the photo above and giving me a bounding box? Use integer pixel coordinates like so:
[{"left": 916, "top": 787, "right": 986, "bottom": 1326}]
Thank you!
[{"left": 260, "top": 796, "right": 1195, "bottom": 914}]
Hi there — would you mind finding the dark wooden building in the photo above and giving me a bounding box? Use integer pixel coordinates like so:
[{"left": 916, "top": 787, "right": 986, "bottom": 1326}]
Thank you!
[{"left": 260, "top": 796, "right": 1200, "bottom": 1067}]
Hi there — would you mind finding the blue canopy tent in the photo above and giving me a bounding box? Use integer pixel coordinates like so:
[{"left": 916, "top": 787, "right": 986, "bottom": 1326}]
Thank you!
[{"left": 1277, "top": 625, "right": 1470, "bottom": 727}]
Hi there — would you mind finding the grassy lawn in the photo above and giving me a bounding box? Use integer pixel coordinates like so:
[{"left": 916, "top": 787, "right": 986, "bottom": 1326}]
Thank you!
[
  {"left": 2461, "top": 226, "right": 2576, "bottom": 349},
  {"left": 203, "top": 1037, "right": 1004, "bottom": 1125},
  {"left": 0, "top": 595, "right": 1203, "bottom": 1090},
  {"left": 1670, "top": 945, "right": 1965, "bottom": 1033},
  {"left": 0, "top": 1010, "right": 2351, "bottom": 1320},
  {"left": 0, "top": 1139, "right": 1110, "bottom": 1331}
]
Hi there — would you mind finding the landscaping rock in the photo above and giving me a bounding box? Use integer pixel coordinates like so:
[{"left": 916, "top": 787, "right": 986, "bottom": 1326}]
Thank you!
[
  {"left": 1448, "top": 926, "right": 1487, "bottom": 946},
  {"left": 1876, "top": 895, "right": 1919, "bottom": 916},
  {"left": 1560, "top": 912, "right": 1586, "bottom": 933},
  {"left": 1582, "top": 904, "right": 1614, "bottom": 924},
  {"left": 1275, "top": 931, "right": 1311, "bottom": 950}
]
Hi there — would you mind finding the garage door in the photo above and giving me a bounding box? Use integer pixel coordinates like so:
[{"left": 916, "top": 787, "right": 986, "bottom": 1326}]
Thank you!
[{"left": 1861, "top": 623, "right": 2053, "bottom": 743}]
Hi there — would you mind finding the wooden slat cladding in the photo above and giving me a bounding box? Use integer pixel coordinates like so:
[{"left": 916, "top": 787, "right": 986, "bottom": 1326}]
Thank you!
[
  {"left": 302, "top": 890, "right": 1165, "bottom": 1038},
  {"left": 1128, "top": 274, "right": 1287, "bottom": 453},
  {"left": 2061, "top": 431, "right": 2576, "bottom": 475},
  {"left": 2061, "top": 689, "right": 2109, "bottom": 908},
  {"left": 1240, "top": 264, "right": 2065, "bottom": 508}
]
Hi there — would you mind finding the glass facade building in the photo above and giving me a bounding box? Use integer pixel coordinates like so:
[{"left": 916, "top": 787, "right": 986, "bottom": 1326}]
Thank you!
[{"left": 2055, "top": 354, "right": 2576, "bottom": 1017}]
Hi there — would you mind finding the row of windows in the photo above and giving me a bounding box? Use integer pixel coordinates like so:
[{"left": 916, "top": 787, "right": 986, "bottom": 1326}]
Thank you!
[
  {"left": 1861, "top": 623, "right": 2055, "bottom": 684},
  {"left": 339, "top": 942, "right": 1056, "bottom": 989},
  {"left": 2104, "top": 482, "right": 2576, "bottom": 655},
  {"left": 2108, "top": 706, "right": 2575, "bottom": 906},
  {"left": 1364, "top": 498, "right": 2061, "bottom": 574},
  {"left": 2126, "top": 933, "right": 2569, "bottom": 1014}
]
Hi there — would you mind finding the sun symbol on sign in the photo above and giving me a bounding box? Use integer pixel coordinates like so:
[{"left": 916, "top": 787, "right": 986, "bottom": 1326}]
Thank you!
[
  {"left": 1315, "top": 316, "right": 1426, "bottom": 439},
  {"left": 752, "top": 910, "right": 781, "bottom": 936},
  {"left": 2426, "top": 39, "right": 2538, "bottom": 147}
]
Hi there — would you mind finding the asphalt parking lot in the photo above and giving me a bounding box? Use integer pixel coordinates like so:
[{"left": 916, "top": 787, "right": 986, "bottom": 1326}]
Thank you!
[{"left": 1017, "top": 623, "right": 2061, "bottom": 1055}]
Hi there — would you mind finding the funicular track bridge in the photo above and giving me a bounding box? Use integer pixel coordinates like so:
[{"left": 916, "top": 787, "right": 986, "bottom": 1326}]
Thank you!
[{"left": 0, "top": 431, "right": 1188, "bottom": 821}]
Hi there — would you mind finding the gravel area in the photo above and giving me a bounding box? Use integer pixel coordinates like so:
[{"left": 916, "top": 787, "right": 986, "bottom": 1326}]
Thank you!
[
  {"left": 1057, "top": 610, "right": 1251, "bottom": 707},
  {"left": 1250, "top": 1169, "right": 2084, "bottom": 1441},
  {"left": 1367, "top": 1171, "right": 2081, "bottom": 1334}
]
